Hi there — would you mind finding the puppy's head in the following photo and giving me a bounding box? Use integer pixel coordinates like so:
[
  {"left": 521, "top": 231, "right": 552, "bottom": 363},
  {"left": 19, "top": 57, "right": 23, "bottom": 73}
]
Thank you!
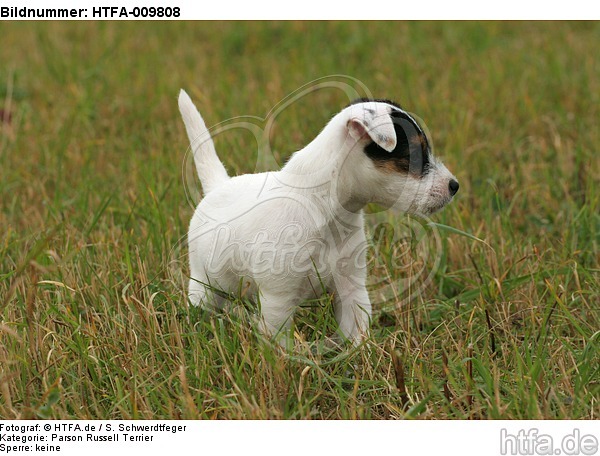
[{"left": 343, "top": 98, "right": 458, "bottom": 216}]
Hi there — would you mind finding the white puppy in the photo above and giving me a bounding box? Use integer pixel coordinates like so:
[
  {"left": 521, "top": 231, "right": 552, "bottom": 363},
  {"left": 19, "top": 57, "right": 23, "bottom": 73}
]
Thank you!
[{"left": 178, "top": 90, "right": 458, "bottom": 345}]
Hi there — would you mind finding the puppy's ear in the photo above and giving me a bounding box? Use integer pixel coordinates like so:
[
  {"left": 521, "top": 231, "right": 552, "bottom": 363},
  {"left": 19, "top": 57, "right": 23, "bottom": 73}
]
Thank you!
[{"left": 347, "top": 106, "right": 397, "bottom": 152}]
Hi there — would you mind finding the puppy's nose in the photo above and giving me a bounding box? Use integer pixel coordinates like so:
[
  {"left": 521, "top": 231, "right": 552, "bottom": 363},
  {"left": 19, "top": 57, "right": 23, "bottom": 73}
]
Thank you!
[{"left": 449, "top": 179, "right": 459, "bottom": 196}]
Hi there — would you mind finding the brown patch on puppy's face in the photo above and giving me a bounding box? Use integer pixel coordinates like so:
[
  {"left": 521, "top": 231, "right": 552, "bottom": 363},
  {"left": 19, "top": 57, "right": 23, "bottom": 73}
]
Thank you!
[{"left": 373, "top": 157, "right": 411, "bottom": 174}]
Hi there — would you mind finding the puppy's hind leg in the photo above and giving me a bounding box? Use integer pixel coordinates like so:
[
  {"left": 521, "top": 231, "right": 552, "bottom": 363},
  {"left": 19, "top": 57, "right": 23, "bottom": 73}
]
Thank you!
[
  {"left": 188, "top": 275, "right": 206, "bottom": 307},
  {"left": 188, "top": 275, "right": 226, "bottom": 311},
  {"left": 257, "top": 289, "right": 297, "bottom": 349}
]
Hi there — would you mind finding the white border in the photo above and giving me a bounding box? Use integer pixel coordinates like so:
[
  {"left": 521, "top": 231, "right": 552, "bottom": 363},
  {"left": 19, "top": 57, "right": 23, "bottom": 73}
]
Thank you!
[
  {"left": 0, "top": 420, "right": 598, "bottom": 456},
  {"left": 2, "top": 0, "right": 600, "bottom": 19}
]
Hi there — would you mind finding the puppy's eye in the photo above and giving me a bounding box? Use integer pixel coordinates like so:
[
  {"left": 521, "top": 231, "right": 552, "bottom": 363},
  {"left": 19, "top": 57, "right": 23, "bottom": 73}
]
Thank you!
[
  {"left": 409, "top": 147, "right": 424, "bottom": 174},
  {"left": 408, "top": 133, "right": 430, "bottom": 176}
]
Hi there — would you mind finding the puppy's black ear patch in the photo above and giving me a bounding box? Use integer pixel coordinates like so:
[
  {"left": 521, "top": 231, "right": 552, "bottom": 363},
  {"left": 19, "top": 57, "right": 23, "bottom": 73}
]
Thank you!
[{"left": 364, "top": 110, "right": 431, "bottom": 177}]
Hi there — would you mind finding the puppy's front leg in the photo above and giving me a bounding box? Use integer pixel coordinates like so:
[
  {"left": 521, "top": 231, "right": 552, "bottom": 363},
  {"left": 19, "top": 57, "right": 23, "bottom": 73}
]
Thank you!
[{"left": 332, "top": 277, "right": 372, "bottom": 345}]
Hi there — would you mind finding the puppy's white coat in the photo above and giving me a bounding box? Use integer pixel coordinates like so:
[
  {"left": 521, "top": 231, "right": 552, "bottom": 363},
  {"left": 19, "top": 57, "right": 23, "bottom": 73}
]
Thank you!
[{"left": 178, "top": 90, "right": 458, "bottom": 344}]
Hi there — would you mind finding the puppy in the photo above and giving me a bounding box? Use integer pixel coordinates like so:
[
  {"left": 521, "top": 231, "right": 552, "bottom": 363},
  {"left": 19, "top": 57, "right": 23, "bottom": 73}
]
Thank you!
[{"left": 178, "top": 90, "right": 458, "bottom": 345}]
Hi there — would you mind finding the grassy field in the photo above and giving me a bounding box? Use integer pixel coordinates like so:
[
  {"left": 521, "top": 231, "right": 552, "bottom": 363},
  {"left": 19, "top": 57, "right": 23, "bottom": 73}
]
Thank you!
[{"left": 0, "top": 22, "right": 598, "bottom": 419}]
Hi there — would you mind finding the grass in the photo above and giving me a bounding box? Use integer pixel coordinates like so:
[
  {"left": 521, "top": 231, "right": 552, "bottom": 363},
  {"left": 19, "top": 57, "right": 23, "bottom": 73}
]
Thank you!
[{"left": 0, "top": 21, "right": 599, "bottom": 419}]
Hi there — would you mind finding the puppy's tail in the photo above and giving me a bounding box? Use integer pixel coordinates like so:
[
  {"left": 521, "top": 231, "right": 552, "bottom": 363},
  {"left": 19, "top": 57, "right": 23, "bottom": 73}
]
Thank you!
[{"left": 178, "top": 89, "right": 229, "bottom": 193}]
